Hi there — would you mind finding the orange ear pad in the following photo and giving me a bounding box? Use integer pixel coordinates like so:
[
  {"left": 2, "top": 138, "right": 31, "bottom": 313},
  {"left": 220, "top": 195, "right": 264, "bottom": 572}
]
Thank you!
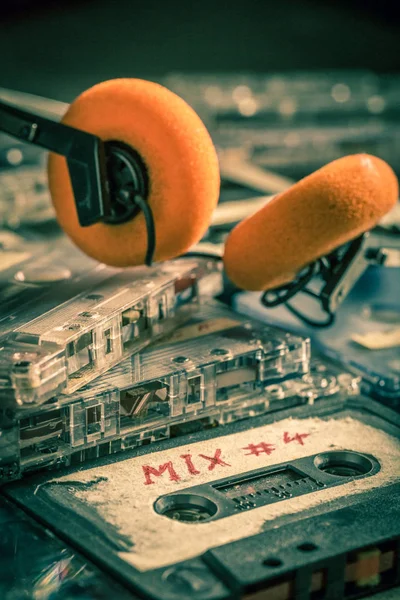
[
  {"left": 223, "top": 154, "right": 398, "bottom": 291},
  {"left": 48, "top": 79, "right": 220, "bottom": 267}
]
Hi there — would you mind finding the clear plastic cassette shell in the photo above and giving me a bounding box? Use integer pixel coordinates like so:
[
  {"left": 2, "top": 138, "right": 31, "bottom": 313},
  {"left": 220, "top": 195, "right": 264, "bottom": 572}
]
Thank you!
[
  {"left": 0, "top": 301, "right": 315, "bottom": 483},
  {"left": 0, "top": 233, "right": 223, "bottom": 408},
  {"left": 264, "top": 359, "right": 360, "bottom": 406}
]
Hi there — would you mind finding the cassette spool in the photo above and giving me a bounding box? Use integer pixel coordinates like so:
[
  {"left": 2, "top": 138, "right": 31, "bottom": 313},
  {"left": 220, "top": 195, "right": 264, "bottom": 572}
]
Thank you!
[
  {"left": 5, "top": 393, "right": 399, "bottom": 599},
  {"left": 0, "top": 301, "right": 314, "bottom": 483},
  {"left": 0, "top": 232, "right": 223, "bottom": 408}
]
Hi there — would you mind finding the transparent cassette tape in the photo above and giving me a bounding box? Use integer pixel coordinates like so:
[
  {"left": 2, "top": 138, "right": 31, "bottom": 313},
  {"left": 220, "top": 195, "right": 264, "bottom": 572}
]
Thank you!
[
  {"left": 263, "top": 359, "right": 360, "bottom": 407},
  {"left": 0, "top": 301, "right": 315, "bottom": 483},
  {"left": 0, "top": 232, "right": 223, "bottom": 408}
]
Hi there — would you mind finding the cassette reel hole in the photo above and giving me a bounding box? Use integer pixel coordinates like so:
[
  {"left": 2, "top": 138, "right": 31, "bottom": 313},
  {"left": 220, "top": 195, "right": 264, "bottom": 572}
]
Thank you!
[
  {"left": 263, "top": 557, "right": 283, "bottom": 568},
  {"left": 154, "top": 494, "right": 218, "bottom": 523},
  {"left": 314, "top": 451, "right": 374, "bottom": 478}
]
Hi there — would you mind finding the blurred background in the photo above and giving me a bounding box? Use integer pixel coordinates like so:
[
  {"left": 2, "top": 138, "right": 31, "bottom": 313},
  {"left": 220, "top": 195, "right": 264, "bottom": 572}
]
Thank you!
[
  {"left": 1, "top": 0, "right": 399, "bottom": 227},
  {"left": 0, "top": 0, "right": 399, "bottom": 101}
]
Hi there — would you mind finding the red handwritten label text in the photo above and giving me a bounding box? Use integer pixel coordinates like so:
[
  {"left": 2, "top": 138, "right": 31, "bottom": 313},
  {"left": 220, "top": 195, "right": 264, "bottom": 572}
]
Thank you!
[
  {"left": 242, "top": 442, "right": 276, "bottom": 456},
  {"left": 143, "top": 461, "right": 180, "bottom": 485},
  {"left": 141, "top": 432, "right": 310, "bottom": 486},
  {"left": 283, "top": 431, "right": 310, "bottom": 446}
]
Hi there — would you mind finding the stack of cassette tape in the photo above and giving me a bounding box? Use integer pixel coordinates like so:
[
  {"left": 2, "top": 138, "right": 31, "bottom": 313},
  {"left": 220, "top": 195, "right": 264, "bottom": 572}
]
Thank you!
[
  {"left": 164, "top": 71, "right": 400, "bottom": 411},
  {"left": 1, "top": 74, "right": 400, "bottom": 600}
]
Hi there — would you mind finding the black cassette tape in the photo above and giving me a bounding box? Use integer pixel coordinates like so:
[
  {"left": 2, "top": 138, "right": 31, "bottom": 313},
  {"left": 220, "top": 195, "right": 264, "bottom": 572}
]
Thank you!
[{"left": 3, "top": 389, "right": 399, "bottom": 599}]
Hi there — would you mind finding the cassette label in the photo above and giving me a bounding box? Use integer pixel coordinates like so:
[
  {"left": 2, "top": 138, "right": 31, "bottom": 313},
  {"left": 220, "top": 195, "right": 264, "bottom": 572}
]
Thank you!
[{"left": 48, "top": 412, "right": 400, "bottom": 571}]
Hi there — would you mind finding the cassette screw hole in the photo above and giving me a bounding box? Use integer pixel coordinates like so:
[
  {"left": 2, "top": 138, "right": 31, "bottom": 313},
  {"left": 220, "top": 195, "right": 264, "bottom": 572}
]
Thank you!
[
  {"left": 297, "top": 542, "right": 318, "bottom": 552},
  {"left": 211, "top": 348, "right": 228, "bottom": 356},
  {"left": 263, "top": 557, "right": 283, "bottom": 568},
  {"left": 173, "top": 356, "right": 189, "bottom": 364}
]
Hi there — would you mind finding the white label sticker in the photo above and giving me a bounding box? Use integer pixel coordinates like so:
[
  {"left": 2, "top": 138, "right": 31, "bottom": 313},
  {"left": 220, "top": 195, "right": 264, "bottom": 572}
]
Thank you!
[{"left": 55, "top": 416, "right": 400, "bottom": 571}]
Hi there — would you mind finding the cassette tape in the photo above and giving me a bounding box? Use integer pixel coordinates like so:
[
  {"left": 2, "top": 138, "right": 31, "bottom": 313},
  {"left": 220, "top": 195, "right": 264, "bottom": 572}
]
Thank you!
[
  {"left": 0, "top": 231, "right": 223, "bottom": 408},
  {"left": 5, "top": 393, "right": 399, "bottom": 599},
  {"left": 0, "top": 301, "right": 313, "bottom": 483},
  {"left": 234, "top": 232, "right": 400, "bottom": 407}
]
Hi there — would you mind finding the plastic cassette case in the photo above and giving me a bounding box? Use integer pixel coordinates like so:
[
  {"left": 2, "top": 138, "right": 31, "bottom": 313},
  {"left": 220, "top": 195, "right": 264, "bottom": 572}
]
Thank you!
[
  {"left": 4, "top": 392, "right": 399, "bottom": 600},
  {"left": 0, "top": 301, "right": 313, "bottom": 483},
  {"left": 0, "top": 231, "right": 223, "bottom": 408}
]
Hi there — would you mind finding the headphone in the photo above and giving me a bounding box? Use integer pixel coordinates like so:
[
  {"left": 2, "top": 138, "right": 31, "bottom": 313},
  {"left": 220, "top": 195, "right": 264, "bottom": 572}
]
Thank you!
[
  {"left": 0, "top": 77, "right": 398, "bottom": 325},
  {"left": 0, "top": 79, "right": 220, "bottom": 268}
]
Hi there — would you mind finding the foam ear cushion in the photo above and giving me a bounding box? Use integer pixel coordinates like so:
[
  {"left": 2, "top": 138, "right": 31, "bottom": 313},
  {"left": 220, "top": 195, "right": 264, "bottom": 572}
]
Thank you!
[
  {"left": 48, "top": 79, "right": 220, "bottom": 267},
  {"left": 223, "top": 154, "right": 398, "bottom": 291}
]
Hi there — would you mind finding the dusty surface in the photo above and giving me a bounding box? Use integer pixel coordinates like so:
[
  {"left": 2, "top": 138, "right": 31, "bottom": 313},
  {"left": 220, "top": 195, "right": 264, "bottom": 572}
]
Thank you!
[{"left": 54, "top": 416, "right": 400, "bottom": 571}]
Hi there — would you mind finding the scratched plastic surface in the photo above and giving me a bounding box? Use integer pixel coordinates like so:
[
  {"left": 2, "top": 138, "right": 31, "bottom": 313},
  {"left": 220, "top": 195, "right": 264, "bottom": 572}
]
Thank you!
[
  {"left": 0, "top": 230, "right": 223, "bottom": 408},
  {"left": 0, "top": 496, "right": 133, "bottom": 599}
]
